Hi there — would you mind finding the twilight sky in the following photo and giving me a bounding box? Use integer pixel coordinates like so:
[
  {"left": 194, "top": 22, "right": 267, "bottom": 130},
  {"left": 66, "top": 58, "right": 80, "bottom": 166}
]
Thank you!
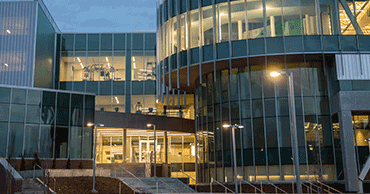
[{"left": 43, "top": 0, "right": 157, "bottom": 33}]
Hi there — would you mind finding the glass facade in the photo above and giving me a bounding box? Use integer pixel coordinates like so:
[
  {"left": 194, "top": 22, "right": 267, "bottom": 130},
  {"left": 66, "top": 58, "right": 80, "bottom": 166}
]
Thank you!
[
  {"left": 0, "top": 85, "right": 95, "bottom": 159},
  {"left": 95, "top": 127, "right": 196, "bottom": 183},
  {"left": 157, "top": 0, "right": 370, "bottom": 61},
  {"left": 57, "top": 33, "right": 157, "bottom": 114},
  {"left": 195, "top": 55, "right": 338, "bottom": 183}
]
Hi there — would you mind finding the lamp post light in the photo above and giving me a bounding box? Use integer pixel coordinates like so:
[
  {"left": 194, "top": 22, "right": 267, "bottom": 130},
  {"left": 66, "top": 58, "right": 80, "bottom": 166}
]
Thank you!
[
  {"left": 222, "top": 124, "right": 244, "bottom": 194},
  {"left": 87, "top": 123, "right": 104, "bottom": 193},
  {"left": 270, "top": 71, "right": 302, "bottom": 194},
  {"left": 147, "top": 123, "right": 157, "bottom": 177}
]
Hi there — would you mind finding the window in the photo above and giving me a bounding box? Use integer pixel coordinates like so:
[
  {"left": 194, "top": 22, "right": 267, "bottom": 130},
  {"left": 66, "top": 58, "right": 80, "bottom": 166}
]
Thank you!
[
  {"left": 216, "top": 2, "right": 229, "bottom": 43},
  {"left": 202, "top": 5, "right": 214, "bottom": 45},
  {"left": 190, "top": 9, "right": 200, "bottom": 48},
  {"left": 231, "top": 0, "right": 246, "bottom": 40}
]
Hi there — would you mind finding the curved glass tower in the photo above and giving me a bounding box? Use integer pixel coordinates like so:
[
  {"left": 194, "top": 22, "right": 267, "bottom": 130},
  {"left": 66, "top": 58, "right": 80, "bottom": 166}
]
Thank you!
[{"left": 157, "top": 0, "right": 370, "bottom": 192}]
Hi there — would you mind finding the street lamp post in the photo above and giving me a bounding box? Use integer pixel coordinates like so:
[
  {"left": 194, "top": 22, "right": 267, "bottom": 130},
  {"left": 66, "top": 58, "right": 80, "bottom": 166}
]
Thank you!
[
  {"left": 270, "top": 71, "right": 301, "bottom": 194},
  {"left": 222, "top": 124, "right": 244, "bottom": 194},
  {"left": 87, "top": 123, "right": 104, "bottom": 193},
  {"left": 147, "top": 123, "right": 157, "bottom": 177}
]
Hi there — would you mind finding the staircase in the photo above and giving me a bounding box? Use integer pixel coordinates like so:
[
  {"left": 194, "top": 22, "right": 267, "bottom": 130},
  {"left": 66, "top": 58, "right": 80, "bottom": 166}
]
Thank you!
[
  {"left": 15, "top": 178, "right": 45, "bottom": 194},
  {"left": 119, "top": 177, "right": 196, "bottom": 194}
]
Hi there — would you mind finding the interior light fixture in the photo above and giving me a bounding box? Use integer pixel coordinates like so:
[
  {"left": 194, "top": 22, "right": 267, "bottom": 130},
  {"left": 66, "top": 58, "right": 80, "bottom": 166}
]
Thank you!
[
  {"left": 105, "top": 57, "right": 109, "bottom": 62},
  {"left": 133, "top": 62, "right": 136, "bottom": 69},
  {"left": 133, "top": 57, "right": 135, "bottom": 62},
  {"left": 6, "top": 30, "right": 11, "bottom": 34},
  {"left": 80, "top": 63, "right": 84, "bottom": 68},
  {"left": 115, "top": 96, "right": 119, "bottom": 104},
  {"left": 107, "top": 63, "right": 110, "bottom": 67},
  {"left": 4, "top": 63, "right": 8, "bottom": 67},
  {"left": 77, "top": 57, "right": 81, "bottom": 62}
]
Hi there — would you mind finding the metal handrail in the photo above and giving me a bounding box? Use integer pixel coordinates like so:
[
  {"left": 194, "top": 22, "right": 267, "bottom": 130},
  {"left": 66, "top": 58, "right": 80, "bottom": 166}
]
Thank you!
[
  {"left": 115, "top": 165, "right": 145, "bottom": 185},
  {"left": 211, "top": 180, "right": 235, "bottom": 193},
  {"left": 171, "top": 165, "right": 197, "bottom": 183},
  {"left": 157, "top": 178, "right": 180, "bottom": 194},
  {"left": 263, "top": 181, "right": 288, "bottom": 194},
  {"left": 239, "top": 180, "right": 265, "bottom": 193},
  {"left": 118, "top": 178, "right": 141, "bottom": 194},
  {"left": 304, "top": 180, "right": 331, "bottom": 193},
  {"left": 33, "top": 164, "right": 56, "bottom": 193},
  {"left": 115, "top": 165, "right": 151, "bottom": 194},
  {"left": 302, "top": 182, "right": 318, "bottom": 193},
  {"left": 317, "top": 180, "right": 343, "bottom": 194},
  {"left": 171, "top": 164, "right": 197, "bottom": 192}
]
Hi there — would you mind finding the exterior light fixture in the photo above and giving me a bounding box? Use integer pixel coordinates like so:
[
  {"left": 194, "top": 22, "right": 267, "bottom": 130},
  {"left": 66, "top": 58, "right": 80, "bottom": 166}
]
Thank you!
[
  {"left": 222, "top": 124, "right": 244, "bottom": 194},
  {"left": 147, "top": 123, "right": 157, "bottom": 177},
  {"left": 270, "top": 70, "right": 301, "bottom": 194},
  {"left": 270, "top": 71, "right": 281, "bottom": 77},
  {"left": 86, "top": 123, "right": 104, "bottom": 193}
]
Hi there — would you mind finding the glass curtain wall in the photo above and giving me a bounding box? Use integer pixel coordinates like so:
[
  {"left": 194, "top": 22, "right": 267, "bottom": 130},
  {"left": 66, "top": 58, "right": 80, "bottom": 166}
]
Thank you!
[
  {"left": 195, "top": 54, "right": 338, "bottom": 183},
  {"left": 58, "top": 33, "right": 156, "bottom": 114},
  {"left": 0, "top": 86, "right": 94, "bottom": 159},
  {"left": 160, "top": 0, "right": 334, "bottom": 51}
]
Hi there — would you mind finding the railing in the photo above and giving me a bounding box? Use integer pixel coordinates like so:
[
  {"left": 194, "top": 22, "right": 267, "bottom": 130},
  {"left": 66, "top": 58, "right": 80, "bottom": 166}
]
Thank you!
[
  {"left": 33, "top": 164, "right": 56, "bottom": 193},
  {"left": 302, "top": 182, "right": 318, "bottom": 194},
  {"left": 303, "top": 180, "right": 336, "bottom": 194},
  {"left": 210, "top": 180, "right": 235, "bottom": 193},
  {"left": 317, "top": 180, "right": 343, "bottom": 194},
  {"left": 114, "top": 165, "right": 145, "bottom": 193},
  {"left": 171, "top": 164, "right": 197, "bottom": 191},
  {"left": 262, "top": 181, "right": 288, "bottom": 194},
  {"left": 157, "top": 178, "right": 180, "bottom": 194},
  {"left": 239, "top": 180, "right": 265, "bottom": 194}
]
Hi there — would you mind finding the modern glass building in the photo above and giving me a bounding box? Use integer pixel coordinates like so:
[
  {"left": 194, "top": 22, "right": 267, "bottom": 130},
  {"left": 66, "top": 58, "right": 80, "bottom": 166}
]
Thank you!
[
  {"left": 156, "top": 0, "right": 370, "bottom": 192},
  {"left": 0, "top": 85, "right": 95, "bottom": 160}
]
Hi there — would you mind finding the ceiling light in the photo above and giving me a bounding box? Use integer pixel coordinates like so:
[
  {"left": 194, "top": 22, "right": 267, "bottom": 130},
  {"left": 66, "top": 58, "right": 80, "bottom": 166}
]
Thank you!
[
  {"left": 4, "top": 63, "right": 8, "bottom": 67},
  {"left": 77, "top": 57, "right": 81, "bottom": 62},
  {"left": 80, "top": 63, "right": 84, "bottom": 68},
  {"left": 106, "top": 57, "right": 109, "bottom": 62},
  {"left": 115, "top": 96, "right": 119, "bottom": 104},
  {"left": 6, "top": 30, "right": 11, "bottom": 34},
  {"left": 107, "top": 63, "right": 110, "bottom": 67},
  {"left": 133, "top": 62, "right": 136, "bottom": 69},
  {"left": 133, "top": 57, "right": 135, "bottom": 62}
]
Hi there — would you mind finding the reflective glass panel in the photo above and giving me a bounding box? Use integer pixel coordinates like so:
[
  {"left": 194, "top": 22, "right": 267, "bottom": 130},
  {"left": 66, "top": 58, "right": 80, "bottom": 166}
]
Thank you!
[
  {"left": 202, "top": 5, "right": 214, "bottom": 45},
  {"left": 8, "top": 123, "right": 24, "bottom": 157},
  {"left": 132, "top": 51, "right": 145, "bottom": 81},
  {"left": 190, "top": 9, "right": 200, "bottom": 48},
  {"left": 24, "top": 124, "right": 40, "bottom": 157},
  {"left": 247, "top": 0, "right": 264, "bottom": 39},
  {"left": 283, "top": 0, "right": 302, "bottom": 36},
  {"left": 301, "top": 0, "right": 319, "bottom": 35},
  {"left": 231, "top": 0, "right": 247, "bottom": 41},
  {"left": 216, "top": 2, "right": 229, "bottom": 43},
  {"left": 266, "top": 0, "right": 283, "bottom": 37},
  {"left": 0, "top": 122, "right": 8, "bottom": 157}
]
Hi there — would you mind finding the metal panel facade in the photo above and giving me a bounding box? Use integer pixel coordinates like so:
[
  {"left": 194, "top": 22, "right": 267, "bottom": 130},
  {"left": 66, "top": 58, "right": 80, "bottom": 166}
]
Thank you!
[
  {"left": 0, "top": 1, "right": 37, "bottom": 87},
  {"left": 336, "top": 54, "right": 370, "bottom": 80}
]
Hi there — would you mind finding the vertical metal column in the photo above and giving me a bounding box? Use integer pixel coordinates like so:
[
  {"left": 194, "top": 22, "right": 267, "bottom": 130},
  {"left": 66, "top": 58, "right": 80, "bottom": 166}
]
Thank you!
[
  {"left": 123, "top": 129, "right": 127, "bottom": 163},
  {"left": 339, "top": 110, "right": 359, "bottom": 192}
]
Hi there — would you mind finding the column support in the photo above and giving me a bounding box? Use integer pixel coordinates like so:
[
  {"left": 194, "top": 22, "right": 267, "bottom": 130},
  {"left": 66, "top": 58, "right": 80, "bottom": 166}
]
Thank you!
[
  {"left": 338, "top": 111, "right": 359, "bottom": 192},
  {"left": 123, "top": 129, "right": 127, "bottom": 163}
]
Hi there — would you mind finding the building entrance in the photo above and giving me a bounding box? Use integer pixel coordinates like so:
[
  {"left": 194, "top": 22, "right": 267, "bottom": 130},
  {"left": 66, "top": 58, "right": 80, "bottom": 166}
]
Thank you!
[{"left": 139, "top": 140, "right": 154, "bottom": 163}]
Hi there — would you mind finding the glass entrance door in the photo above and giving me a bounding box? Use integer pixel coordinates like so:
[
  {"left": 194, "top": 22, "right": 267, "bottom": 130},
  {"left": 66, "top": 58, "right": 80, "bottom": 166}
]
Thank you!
[{"left": 139, "top": 140, "right": 154, "bottom": 163}]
